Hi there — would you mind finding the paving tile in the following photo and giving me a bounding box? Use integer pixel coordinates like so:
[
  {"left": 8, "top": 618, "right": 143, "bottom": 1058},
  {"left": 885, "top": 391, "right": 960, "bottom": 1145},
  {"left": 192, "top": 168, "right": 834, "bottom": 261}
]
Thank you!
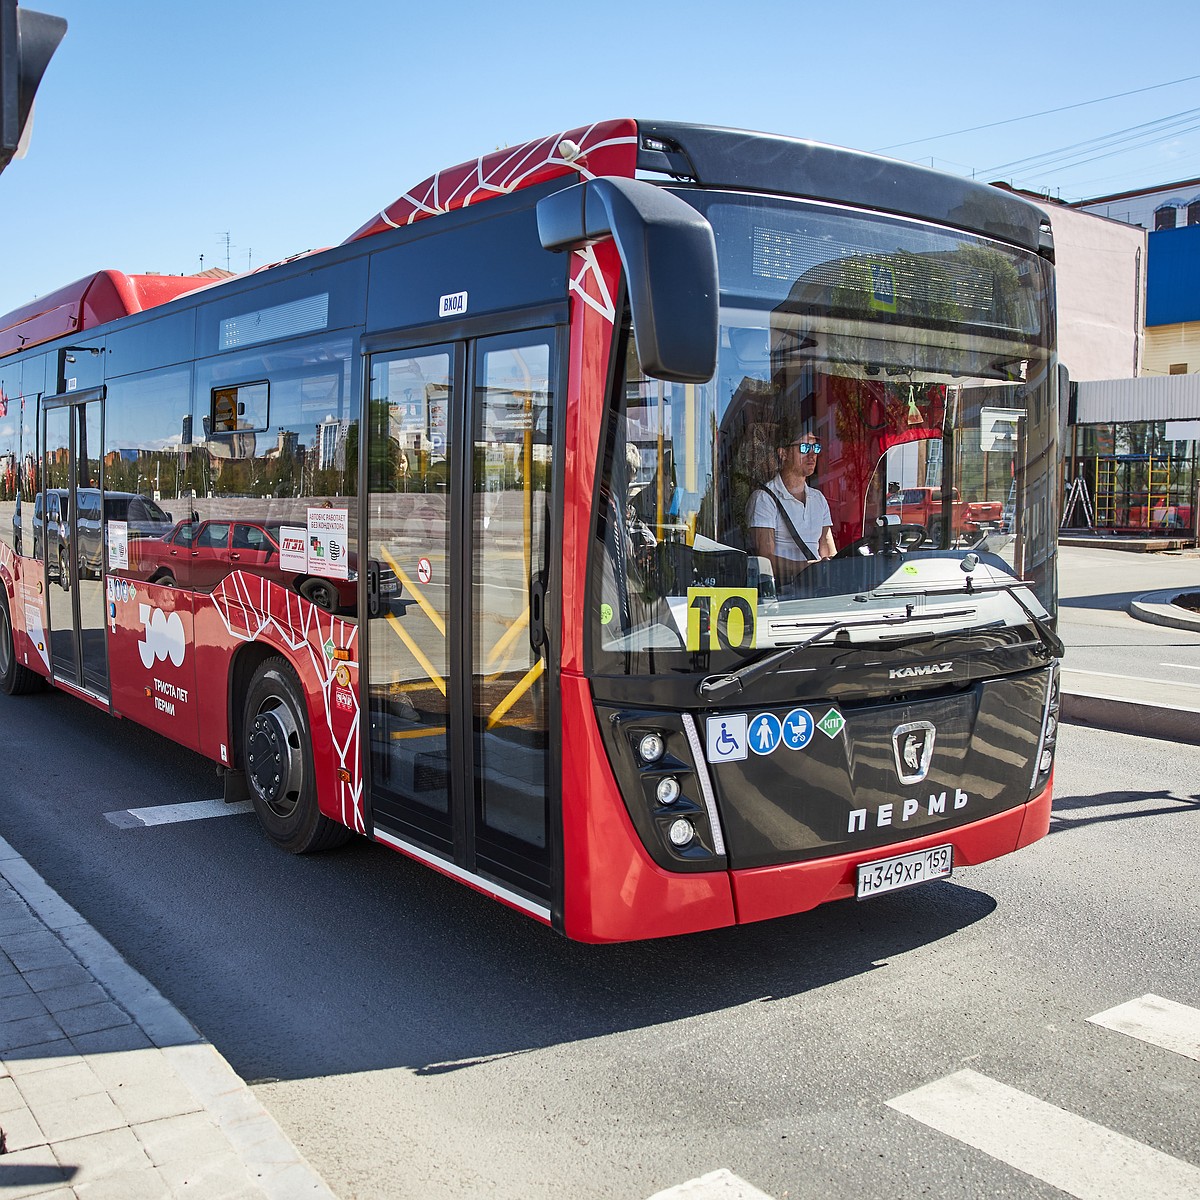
[
  {"left": 0, "top": 914, "right": 44, "bottom": 937},
  {"left": 158, "top": 1155, "right": 267, "bottom": 1200},
  {"left": 111, "top": 1076, "right": 204, "bottom": 1127},
  {"left": 49, "top": 1125, "right": 152, "bottom": 1186},
  {"left": 22, "top": 963, "right": 93, "bottom": 993},
  {"left": 3, "top": 1040, "right": 81, "bottom": 1076},
  {"left": 0, "top": 1145, "right": 74, "bottom": 1198},
  {"left": 37, "top": 980, "right": 109, "bottom": 1016},
  {"left": 69, "top": 1024, "right": 152, "bottom": 1056},
  {"left": 2, "top": 990, "right": 51, "bottom": 1023},
  {"left": 52, "top": 1001, "right": 131, "bottom": 1040},
  {"left": 76, "top": 1166, "right": 174, "bottom": 1200},
  {"left": 0, "top": 1072, "right": 23, "bottom": 1110},
  {"left": 0, "top": 972, "right": 35, "bottom": 1000},
  {"left": 134, "top": 1111, "right": 237, "bottom": 1168},
  {"left": 0, "top": 1012, "right": 64, "bottom": 1055},
  {"left": 21, "top": 1089, "right": 125, "bottom": 1144},
  {"left": 0, "top": 1101, "right": 47, "bottom": 1152},
  {"left": 1, "top": 932, "right": 77, "bottom": 974},
  {"left": 14, "top": 1061, "right": 106, "bottom": 1110}
]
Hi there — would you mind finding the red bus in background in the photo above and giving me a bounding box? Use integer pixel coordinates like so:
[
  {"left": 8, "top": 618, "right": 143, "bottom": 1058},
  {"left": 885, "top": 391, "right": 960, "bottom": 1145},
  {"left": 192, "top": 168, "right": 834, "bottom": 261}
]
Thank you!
[{"left": 0, "top": 120, "right": 1062, "bottom": 941}]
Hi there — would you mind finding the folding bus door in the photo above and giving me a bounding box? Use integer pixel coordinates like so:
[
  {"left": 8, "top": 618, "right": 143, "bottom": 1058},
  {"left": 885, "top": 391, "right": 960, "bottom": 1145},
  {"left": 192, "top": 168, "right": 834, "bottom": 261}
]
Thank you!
[
  {"left": 42, "top": 391, "right": 109, "bottom": 698},
  {"left": 364, "top": 331, "right": 556, "bottom": 908}
]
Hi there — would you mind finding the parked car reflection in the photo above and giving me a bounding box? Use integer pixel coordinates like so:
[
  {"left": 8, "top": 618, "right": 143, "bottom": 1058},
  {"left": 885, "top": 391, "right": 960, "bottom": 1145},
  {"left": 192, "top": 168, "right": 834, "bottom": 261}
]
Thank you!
[{"left": 134, "top": 518, "right": 398, "bottom": 614}]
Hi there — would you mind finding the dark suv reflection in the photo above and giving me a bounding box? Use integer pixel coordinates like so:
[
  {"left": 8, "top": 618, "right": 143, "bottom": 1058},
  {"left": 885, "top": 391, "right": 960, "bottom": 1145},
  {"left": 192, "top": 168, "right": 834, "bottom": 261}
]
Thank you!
[
  {"left": 31, "top": 488, "right": 71, "bottom": 583},
  {"left": 75, "top": 490, "right": 174, "bottom": 579}
]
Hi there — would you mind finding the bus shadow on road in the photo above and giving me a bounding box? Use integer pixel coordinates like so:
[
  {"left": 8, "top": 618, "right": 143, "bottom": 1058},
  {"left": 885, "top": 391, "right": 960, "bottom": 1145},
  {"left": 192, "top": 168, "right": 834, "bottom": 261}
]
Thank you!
[{"left": 224, "top": 836, "right": 999, "bottom": 1084}]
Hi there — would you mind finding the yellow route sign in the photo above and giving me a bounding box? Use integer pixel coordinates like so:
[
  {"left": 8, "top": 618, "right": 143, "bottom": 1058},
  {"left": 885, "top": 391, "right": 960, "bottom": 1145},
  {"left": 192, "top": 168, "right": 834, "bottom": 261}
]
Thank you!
[{"left": 685, "top": 587, "right": 757, "bottom": 652}]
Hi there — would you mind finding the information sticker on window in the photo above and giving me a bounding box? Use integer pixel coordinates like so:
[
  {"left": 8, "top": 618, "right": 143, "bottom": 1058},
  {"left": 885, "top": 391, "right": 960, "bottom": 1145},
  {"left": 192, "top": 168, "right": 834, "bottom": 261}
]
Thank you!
[
  {"left": 685, "top": 587, "right": 757, "bottom": 652},
  {"left": 107, "top": 521, "right": 129, "bottom": 571}
]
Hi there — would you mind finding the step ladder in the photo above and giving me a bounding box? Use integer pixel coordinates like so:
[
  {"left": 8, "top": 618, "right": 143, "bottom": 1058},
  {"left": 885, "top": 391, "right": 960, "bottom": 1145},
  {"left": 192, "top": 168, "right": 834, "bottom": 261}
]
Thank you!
[
  {"left": 1001, "top": 478, "right": 1018, "bottom": 533},
  {"left": 1061, "top": 475, "right": 1094, "bottom": 529}
]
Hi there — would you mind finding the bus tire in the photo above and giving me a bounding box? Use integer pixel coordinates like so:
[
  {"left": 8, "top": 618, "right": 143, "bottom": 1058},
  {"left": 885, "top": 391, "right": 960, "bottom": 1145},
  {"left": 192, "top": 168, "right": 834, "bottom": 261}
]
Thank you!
[
  {"left": 0, "top": 590, "right": 42, "bottom": 696},
  {"left": 242, "top": 657, "right": 351, "bottom": 854}
]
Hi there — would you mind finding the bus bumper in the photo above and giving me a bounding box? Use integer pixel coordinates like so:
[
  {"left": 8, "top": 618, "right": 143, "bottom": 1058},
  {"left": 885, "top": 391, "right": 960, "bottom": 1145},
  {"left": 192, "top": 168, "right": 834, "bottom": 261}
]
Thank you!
[{"left": 729, "top": 773, "right": 1054, "bottom": 926}]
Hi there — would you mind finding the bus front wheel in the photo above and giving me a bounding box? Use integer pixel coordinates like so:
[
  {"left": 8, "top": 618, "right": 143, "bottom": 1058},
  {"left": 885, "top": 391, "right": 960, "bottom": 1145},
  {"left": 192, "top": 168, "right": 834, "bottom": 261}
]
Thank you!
[
  {"left": 242, "top": 657, "right": 350, "bottom": 853},
  {"left": 0, "top": 590, "right": 42, "bottom": 696}
]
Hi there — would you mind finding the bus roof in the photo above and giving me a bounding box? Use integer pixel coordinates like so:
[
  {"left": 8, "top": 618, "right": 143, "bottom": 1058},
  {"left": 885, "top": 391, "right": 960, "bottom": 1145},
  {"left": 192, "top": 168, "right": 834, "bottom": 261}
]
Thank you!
[
  {"left": 342, "top": 118, "right": 640, "bottom": 243},
  {"left": 0, "top": 269, "right": 217, "bottom": 360}
]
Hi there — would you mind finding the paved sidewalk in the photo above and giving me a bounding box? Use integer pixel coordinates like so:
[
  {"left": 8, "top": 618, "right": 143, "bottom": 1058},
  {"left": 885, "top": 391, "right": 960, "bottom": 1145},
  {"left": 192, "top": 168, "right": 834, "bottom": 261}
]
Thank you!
[{"left": 0, "top": 835, "right": 334, "bottom": 1200}]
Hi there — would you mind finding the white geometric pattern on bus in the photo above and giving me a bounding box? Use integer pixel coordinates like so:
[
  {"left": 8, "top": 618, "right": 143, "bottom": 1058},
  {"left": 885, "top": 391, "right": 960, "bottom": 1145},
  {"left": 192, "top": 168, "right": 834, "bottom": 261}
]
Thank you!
[{"left": 208, "top": 571, "right": 365, "bottom": 834}]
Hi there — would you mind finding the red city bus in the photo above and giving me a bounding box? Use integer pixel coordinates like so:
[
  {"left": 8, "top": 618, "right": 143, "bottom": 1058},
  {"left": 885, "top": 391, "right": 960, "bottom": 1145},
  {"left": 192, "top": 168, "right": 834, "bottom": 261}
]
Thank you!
[{"left": 0, "top": 120, "right": 1062, "bottom": 941}]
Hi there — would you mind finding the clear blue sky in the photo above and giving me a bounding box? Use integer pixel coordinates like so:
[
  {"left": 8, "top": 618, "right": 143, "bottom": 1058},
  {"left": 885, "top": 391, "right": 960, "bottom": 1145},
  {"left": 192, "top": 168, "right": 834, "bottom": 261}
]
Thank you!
[{"left": 2, "top": 0, "right": 1199, "bottom": 317}]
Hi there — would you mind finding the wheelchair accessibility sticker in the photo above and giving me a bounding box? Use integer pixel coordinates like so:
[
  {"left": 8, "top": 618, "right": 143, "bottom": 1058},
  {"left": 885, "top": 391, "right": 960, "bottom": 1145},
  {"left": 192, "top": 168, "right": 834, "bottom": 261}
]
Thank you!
[{"left": 706, "top": 714, "right": 748, "bottom": 763}]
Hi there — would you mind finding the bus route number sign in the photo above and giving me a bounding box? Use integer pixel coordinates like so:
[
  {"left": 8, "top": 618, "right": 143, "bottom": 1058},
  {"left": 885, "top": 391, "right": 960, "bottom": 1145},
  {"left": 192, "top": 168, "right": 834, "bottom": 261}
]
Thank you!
[{"left": 686, "top": 587, "right": 757, "bottom": 652}]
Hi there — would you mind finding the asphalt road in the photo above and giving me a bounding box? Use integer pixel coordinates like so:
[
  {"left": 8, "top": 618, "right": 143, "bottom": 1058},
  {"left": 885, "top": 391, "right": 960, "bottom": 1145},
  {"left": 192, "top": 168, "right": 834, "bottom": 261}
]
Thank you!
[
  {"left": 0, "top": 680, "right": 1197, "bottom": 1199},
  {"left": 1057, "top": 545, "right": 1200, "bottom": 683}
]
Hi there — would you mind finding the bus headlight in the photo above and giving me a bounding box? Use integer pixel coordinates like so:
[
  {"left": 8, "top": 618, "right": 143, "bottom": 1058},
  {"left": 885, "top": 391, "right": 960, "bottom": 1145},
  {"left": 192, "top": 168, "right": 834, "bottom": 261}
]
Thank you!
[
  {"left": 637, "top": 732, "right": 665, "bottom": 763},
  {"left": 655, "top": 777, "right": 681, "bottom": 805},
  {"left": 667, "top": 818, "right": 694, "bottom": 847}
]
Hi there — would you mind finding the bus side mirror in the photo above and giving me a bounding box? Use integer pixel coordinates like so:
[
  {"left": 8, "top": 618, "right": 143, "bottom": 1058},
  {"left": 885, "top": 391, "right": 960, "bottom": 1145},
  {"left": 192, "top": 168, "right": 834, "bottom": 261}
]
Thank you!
[{"left": 537, "top": 176, "right": 718, "bottom": 384}]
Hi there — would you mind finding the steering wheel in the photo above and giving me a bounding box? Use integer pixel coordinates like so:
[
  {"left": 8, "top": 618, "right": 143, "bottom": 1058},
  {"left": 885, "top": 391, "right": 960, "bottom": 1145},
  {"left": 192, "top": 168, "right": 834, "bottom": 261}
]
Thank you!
[{"left": 833, "top": 523, "right": 928, "bottom": 559}]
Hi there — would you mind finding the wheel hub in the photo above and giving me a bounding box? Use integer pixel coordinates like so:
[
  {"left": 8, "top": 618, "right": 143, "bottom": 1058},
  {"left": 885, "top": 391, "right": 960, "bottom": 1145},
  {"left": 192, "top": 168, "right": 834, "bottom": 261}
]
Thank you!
[{"left": 246, "top": 704, "right": 303, "bottom": 816}]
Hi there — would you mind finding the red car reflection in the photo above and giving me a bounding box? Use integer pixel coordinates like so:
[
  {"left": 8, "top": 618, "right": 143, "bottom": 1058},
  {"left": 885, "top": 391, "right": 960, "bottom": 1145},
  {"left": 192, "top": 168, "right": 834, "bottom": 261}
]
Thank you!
[{"left": 134, "top": 519, "right": 369, "bottom": 612}]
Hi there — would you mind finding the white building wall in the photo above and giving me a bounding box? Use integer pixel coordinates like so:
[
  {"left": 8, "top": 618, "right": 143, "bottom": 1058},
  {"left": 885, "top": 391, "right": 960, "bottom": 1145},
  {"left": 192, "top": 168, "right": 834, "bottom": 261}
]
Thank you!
[
  {"left": 1076, "top": 181, "right": 1200, "bottom": 229},
  {"left": 1043, "top": 203, "right": 1145, "bottom": 381}
]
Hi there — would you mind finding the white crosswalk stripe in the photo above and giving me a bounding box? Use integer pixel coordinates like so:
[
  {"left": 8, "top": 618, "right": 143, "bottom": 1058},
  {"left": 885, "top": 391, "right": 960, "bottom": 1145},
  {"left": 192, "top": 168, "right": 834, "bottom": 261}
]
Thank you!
[
  {"left": 104, "top": 797, "right": 253, "bottom": 828},
  {"left": 645, "top": 1169, "right": 774, "bottom": 1200},
  {"left": 888, "top": 1067, "right": 1200, "bottom": 1200},
  {"left": 1088, "top": 994, "right": 1200, "bottom": 1061}
]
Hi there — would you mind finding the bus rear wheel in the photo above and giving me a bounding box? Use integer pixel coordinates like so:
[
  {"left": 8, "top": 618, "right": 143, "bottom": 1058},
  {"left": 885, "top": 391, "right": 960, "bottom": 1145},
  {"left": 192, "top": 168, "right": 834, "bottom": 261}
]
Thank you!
[
  {"left": 0, "top": 590, "right": 42, "bottom": 696},
  {"left": 242, "top": 657, "right": 350, "bottom": 853}
]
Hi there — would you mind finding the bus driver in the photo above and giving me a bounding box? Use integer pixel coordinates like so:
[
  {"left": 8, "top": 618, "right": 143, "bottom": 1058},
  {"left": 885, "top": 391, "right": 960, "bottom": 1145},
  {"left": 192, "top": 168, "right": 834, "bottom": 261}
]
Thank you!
[{"left": 746, "top": 431, "right": 836, "bottom": 583}]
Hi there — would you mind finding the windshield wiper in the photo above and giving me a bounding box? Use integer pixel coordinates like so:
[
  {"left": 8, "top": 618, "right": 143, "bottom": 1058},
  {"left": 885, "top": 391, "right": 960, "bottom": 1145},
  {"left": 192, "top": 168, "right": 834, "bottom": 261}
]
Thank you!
[
  {"left": 1005, "top": 585, "right": 1065, "bottom": 658},
  {"left": 881, "top": 575, "right": 1064, "bottom": 660},
  {"left": 697, "top": 606, "right": 976, "bottom": 700}
]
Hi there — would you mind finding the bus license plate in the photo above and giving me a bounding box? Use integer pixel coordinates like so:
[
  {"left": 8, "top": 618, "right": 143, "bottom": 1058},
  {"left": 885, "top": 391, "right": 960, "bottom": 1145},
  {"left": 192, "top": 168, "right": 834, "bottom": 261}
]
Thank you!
[{"left": 856, "top": 845, "right": 953, "bottom": 899}]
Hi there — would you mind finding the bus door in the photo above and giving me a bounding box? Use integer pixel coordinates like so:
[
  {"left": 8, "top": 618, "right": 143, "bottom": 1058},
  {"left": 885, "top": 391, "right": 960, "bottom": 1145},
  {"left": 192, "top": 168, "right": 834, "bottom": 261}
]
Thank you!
[
  {"left": 42, "top": 390, "right": 109, "bottom": 698},
  {"left": 364, "top": 331, "right": 557, "bottom": 906}
]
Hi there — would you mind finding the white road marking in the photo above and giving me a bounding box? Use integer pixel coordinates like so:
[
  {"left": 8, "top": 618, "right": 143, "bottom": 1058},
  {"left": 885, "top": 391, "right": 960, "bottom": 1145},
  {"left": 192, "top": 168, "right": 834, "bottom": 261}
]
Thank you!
[
  {"left": 645, "top": 1169, "right": 774, "bottom": 1200},
  {"left": 1160, "top": 662, "right": 1200, "bottom": 671},
  {"left": 105, "top": 798, "right": 253, "bottom": 827},
  {"left": 888, "top": 1068, "right": 1200, "bottom": 1199},
  {"left": 1089, "top": 994, "right": 1200, "bottom": 1061}
]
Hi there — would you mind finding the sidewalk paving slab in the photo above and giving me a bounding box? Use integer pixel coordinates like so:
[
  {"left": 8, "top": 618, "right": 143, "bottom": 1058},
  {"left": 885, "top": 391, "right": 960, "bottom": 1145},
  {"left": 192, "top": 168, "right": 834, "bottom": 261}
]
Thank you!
[{"left": 0, "top": 836, "right": 335, "bottom": 1200}]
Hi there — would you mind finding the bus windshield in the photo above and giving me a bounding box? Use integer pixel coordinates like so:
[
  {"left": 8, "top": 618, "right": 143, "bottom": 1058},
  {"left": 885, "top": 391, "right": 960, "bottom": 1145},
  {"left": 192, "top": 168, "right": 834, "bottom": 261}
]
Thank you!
[{"left": 589, "top": 192, "right": 1058, "bottom": 677}]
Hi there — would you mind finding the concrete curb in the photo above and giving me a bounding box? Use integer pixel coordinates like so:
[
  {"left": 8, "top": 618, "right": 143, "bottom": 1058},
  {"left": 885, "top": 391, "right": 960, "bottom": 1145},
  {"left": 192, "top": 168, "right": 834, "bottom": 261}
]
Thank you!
[
  {"left": 0, "top": 834, "right": 336, "bottom": 1200},
  {"left": 1060, "top": 690, "right": 1200, "bottom": 745},
  {"left": 1128, "top": 588, "right": 1200, "bottom": 633}
]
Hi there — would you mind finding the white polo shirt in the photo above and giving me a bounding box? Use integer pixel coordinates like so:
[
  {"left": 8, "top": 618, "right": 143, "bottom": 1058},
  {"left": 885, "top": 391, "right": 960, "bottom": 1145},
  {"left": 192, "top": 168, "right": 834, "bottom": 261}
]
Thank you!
[{"left": 746, "top": 474, "right": 832, "bottom": 564}]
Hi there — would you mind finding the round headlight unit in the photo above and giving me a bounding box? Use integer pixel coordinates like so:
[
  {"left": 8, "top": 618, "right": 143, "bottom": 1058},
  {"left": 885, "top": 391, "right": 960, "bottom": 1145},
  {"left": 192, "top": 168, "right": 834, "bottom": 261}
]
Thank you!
[
  {"left": 637, "top": 732, "right": 665, "bottom": 764},
  {"left": 655, "top": 777, "right": 681, "bottom": 806},
  {"left": 667, "top": 817, "right": 694, "bottom": 847},
  {"left": 1040, "top": 749, "right": 1053, "bottom": 772}
]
